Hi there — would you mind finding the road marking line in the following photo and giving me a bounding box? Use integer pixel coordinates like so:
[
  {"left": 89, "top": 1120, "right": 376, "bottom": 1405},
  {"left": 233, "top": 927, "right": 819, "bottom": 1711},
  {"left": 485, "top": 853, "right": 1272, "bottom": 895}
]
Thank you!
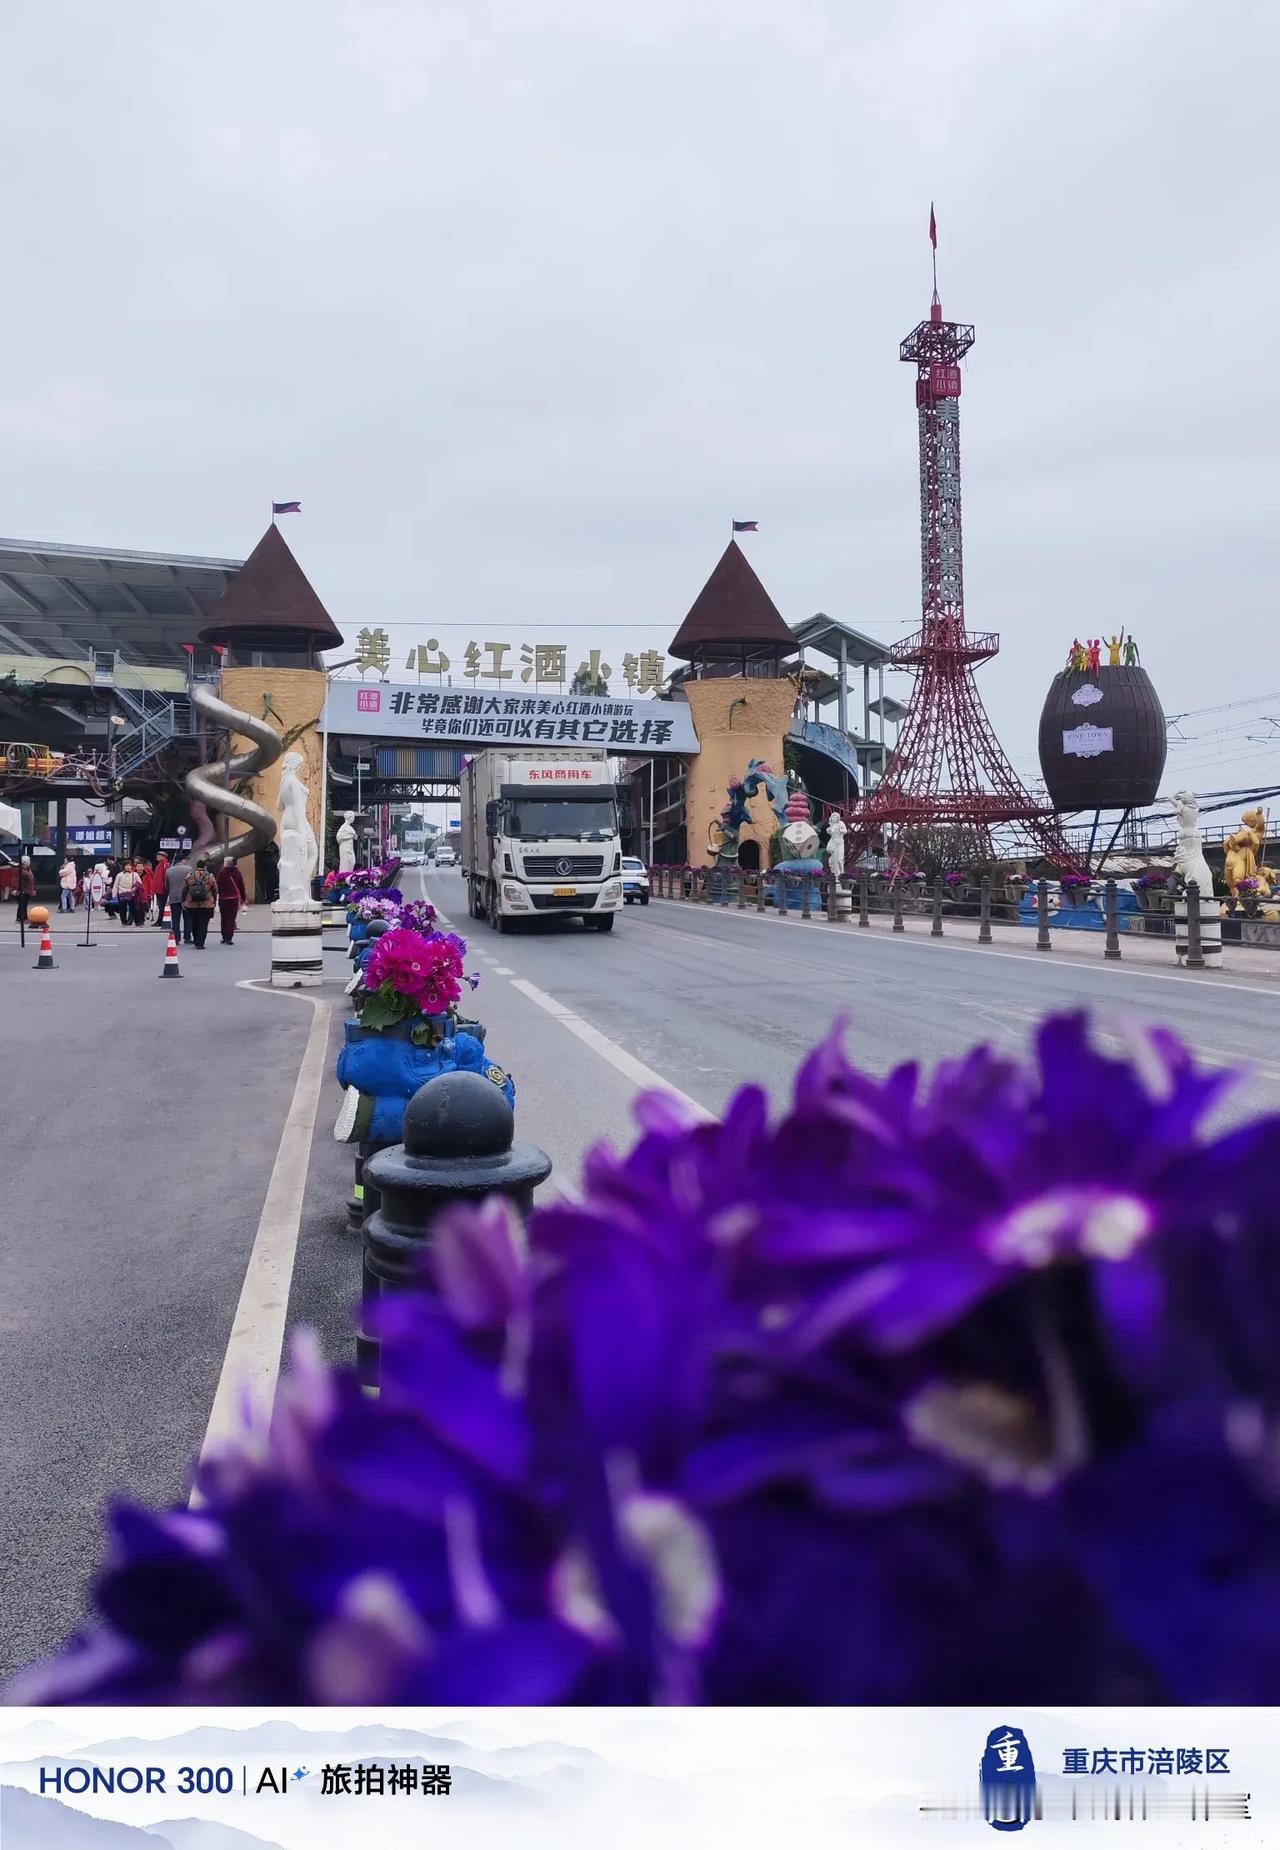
[
  {"left": 191, "top": 983, "right": 332, "bottom": 1501},
  {"left": 645, "top": 898, "right": 1280, "bottom": 1001},
  {"left": 508, "top": 976, "right": 711, "bottom": 1117},
  {"left": 493, "top": 964, "right": 515, "bottom": 976}
]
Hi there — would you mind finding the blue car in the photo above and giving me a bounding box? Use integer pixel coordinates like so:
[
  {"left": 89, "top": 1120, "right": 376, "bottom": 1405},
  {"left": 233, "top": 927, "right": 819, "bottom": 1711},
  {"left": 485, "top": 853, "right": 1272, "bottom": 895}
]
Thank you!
[{"left": 621, "top": 857, "right": 650, "bottom": 905}]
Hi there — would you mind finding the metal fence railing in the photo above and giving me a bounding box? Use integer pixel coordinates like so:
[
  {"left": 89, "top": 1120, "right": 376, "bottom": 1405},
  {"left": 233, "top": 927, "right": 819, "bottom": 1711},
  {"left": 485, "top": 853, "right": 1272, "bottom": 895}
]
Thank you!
[{"left": 645, "top": 869, "right": 1267, "bottom": 956}]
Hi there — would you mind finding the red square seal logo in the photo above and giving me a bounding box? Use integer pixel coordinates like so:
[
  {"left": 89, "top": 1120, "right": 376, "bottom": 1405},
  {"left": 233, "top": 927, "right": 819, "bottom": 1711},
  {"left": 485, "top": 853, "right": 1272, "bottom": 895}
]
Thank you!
[{"left": 356, "top": 689, "right": 381, "bottom": 713}]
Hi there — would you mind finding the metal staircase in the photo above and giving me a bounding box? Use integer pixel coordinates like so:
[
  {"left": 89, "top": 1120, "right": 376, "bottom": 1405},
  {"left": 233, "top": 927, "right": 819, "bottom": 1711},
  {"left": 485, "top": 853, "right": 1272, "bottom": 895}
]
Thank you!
[{"left": 110, "top": 678, "right": 196, "bottom": 779}]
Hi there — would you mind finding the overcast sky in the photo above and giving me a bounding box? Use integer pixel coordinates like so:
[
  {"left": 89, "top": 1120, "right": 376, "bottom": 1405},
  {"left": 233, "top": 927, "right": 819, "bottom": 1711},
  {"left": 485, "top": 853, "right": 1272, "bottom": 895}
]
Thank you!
[{"left": 1, "top": 0, "right": 1275, "bottom": 788}]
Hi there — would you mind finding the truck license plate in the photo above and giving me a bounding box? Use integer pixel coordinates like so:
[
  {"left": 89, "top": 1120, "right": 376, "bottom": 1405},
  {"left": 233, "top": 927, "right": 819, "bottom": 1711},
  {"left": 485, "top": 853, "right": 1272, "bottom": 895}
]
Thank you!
[{"left": 553, "top": 886, "right": 577, "bottom": 897}]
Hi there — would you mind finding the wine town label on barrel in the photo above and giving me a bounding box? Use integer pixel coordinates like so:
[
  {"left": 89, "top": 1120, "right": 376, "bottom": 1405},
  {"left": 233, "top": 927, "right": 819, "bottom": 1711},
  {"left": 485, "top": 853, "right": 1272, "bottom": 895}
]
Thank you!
[{"left": 1062, "top": 722, "right": 1115, "bottom": 758}]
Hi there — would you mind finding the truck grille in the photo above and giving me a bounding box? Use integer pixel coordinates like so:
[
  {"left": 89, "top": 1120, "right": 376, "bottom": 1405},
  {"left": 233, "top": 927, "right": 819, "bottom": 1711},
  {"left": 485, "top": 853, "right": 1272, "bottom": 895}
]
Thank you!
[{"left": 522, "top": 854, "right": 605, "bottom": 878}]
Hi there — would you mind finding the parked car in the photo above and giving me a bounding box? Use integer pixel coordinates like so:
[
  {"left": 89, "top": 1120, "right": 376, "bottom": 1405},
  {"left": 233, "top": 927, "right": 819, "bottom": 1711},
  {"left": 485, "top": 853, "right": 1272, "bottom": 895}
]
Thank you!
[
  {"left": 436, "top": 844, "right": 457, "bottom": 868},
  {"left": 0, "top": 849, "right": 17, "bottom": 900},
  {"left": 621, "top": 856, "right": 650, "bottom": 905}
]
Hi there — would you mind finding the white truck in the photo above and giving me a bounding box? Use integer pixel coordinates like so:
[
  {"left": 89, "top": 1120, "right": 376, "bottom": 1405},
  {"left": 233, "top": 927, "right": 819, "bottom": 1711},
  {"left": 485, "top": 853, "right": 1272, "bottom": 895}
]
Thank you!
[{"left": 460, "top": 749, "right": 625, "bottom": 933}]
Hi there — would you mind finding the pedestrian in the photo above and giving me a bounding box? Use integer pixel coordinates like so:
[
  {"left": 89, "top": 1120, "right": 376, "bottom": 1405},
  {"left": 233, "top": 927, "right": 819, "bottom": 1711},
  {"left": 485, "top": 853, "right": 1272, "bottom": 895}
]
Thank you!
[
  {"left": 112, "top": 860, "right": 141, "bottom": 925},
  {"left": 215, "top": 857, "right": 247, "bottom": 944},
  {"left": 166, "top": 852, "right": 192, "bottom": 944},
  {"left": 58, "top": 854, "right": 77, "bottom": 913},
  {"left": 16, "top": 855, "right": 36, "bottom": 928},
  {"left": 258, "top": 841, "right": 280, "bottom": 905},
  {"left": 153, "top": 850, "right": 170, "bottom": 924},
  {"left": 181, "top": 857, "right": 218, "bottom": 949},
  {"left": 132, "top": 861, "right": 151, "bottom": 927}
]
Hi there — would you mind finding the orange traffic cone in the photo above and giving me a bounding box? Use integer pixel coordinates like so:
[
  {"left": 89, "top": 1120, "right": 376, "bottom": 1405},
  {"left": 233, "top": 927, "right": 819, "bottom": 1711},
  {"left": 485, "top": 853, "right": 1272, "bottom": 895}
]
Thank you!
[
  {"left": 32, "top": 925, "right": 57, "bottom": 970},
  {"left": 158, "top": 898, "right": 171, "bottom": 929},
  {"left": 158, "top": 931, "right": 183, "bottom": 979}
]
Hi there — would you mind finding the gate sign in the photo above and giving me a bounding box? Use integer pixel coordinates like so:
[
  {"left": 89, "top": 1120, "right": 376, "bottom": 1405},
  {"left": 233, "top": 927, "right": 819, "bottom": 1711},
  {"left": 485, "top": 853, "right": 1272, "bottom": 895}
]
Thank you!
[{"left": 325, "top": 681, "right": 700, "bottom": 755}]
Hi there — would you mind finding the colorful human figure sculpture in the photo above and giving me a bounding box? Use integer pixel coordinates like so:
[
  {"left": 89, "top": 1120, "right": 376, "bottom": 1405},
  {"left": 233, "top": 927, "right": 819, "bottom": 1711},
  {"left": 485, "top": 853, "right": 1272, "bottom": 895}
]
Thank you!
[
  {"left": 1223, "top": 809, "right": 1265, "bottom": 895},
  {"left": 1086, "top": 639, "right": 1102, "bottom": 674},
  {"left": 1073, "top": 641, "right": 1089, "bottom": 672},
  {"left": 1123, "top": 635, "right": 1140, "bottom": 667},
  {"left": 1105, "top": 633, "right": 1123, "bottom": 667},
  {"left": 1066, "top": 639, "right": 1082, "bottom": 672}
]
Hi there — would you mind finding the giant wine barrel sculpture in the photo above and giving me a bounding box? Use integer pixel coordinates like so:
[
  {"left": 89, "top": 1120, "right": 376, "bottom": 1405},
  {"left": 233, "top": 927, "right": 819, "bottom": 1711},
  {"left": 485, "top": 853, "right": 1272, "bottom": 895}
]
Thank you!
[{"left": 1037, "top": 665, "right": 1166, "bottom": 811}]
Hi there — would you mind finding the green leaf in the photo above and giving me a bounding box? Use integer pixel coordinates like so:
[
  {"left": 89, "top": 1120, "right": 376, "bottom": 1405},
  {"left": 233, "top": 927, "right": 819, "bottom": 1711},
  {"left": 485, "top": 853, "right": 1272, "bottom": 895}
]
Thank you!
[{"left": 359, "top": 984, "right": 414, "bottom": 1032}]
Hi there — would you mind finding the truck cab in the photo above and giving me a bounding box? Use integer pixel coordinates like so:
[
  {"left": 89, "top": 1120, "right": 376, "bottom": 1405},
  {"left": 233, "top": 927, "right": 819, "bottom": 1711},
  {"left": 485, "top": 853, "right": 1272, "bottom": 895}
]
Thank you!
[{"left": 461, "top": 751, "right": 625, "bottom": 933}]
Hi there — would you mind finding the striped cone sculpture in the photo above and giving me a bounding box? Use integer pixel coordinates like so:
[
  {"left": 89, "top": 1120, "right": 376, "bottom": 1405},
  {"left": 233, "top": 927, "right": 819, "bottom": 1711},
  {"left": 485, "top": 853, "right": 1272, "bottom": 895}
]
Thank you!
[{"left": 32, "top": 926, "right": 57, "bottom": 970}]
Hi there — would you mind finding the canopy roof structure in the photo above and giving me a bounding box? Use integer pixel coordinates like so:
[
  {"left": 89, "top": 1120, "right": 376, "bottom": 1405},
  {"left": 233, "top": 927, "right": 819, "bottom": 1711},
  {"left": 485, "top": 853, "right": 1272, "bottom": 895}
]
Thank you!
[
  {"left": 668, "top": 540, "right": 796, "bottom": 665},
  {"left": 0, "top": 536, "right": 242, "bottom": 670},
  {"left": 788, "top": 611, "right": 893, "bottom": 669}
]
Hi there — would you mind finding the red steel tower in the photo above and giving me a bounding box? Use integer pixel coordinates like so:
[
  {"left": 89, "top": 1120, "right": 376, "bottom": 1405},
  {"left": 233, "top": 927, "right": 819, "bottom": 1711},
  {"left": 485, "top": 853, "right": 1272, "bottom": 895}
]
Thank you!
[{"left": 845, "top": 215, "right": 1072, "bottom": 869}]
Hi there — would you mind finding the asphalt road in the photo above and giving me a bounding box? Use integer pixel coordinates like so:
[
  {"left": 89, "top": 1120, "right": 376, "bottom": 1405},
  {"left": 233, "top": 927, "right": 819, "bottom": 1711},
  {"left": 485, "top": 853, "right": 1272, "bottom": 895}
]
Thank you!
[
  {"left": 7, "top": 871, "right": 1280, "bottom": 1685},
  {"left": 418, "top": 866, "right": 1280, "bottom": 1136}
]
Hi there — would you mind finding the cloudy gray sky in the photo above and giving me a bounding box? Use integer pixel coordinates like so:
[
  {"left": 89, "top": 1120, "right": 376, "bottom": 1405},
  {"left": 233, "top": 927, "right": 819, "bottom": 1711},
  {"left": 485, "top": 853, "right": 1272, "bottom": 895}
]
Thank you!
[{"left": 1, "top": 0, "right": 1275, "bottom": 788}]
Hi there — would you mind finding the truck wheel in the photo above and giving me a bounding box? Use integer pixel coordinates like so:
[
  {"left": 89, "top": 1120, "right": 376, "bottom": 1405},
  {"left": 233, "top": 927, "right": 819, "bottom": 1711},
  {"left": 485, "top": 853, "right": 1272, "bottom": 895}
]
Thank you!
[
  {"left": 592, "top": 914, "right": 615, "bottom": 933},
  {"left": 640, "top": 895, "right": 649, "bottom": 906}
]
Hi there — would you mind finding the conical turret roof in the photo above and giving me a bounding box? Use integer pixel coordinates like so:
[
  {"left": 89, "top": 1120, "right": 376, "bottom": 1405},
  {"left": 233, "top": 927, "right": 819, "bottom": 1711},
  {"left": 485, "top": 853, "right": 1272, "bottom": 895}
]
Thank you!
[
  {"left": 668, "top": 540, "right": 795, "bottom": 661},
  {"left": 198, "top": 524, "right": 342, "bottom": 651}
]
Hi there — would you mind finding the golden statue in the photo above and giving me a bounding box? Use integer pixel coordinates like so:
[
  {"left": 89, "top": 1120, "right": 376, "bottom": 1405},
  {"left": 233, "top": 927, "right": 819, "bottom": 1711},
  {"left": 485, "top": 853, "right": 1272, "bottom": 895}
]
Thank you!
[
  {"left": 1105, "top": 633, "right": 1123, "bottom": 667},
  {"left": 1223, "top": 807, "right": 1267, "bottom": 895}
]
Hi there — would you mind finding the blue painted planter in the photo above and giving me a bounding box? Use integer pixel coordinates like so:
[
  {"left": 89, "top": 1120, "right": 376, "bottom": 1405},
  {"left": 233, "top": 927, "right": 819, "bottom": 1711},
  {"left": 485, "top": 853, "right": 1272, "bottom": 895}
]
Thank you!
[{"left": 336, "top": 1014, "right": 516, "bottom": 1144}]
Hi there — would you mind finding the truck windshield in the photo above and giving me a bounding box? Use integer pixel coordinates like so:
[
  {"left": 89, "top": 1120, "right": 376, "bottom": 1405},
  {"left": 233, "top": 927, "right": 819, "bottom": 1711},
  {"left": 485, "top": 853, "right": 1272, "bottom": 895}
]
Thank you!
[{"left": 506, "top": 798, "right": 616, "bottom": 840}]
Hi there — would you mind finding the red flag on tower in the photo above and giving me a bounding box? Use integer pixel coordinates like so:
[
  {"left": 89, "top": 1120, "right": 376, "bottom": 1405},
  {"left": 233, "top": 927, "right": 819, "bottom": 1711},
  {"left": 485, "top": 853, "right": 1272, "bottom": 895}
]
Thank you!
[{"left": 929, "top": 203, "right": 937, "bottom": 249}]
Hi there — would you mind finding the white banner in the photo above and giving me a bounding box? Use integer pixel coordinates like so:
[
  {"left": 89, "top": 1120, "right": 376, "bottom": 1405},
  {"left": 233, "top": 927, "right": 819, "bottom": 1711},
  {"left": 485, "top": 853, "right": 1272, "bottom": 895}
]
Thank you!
[
  {"left": 0, "top": 1706, "right": 1270, "bottom": 1846},
  {"left": 324, "top": 681, "right": 700, "bottom": 755}
]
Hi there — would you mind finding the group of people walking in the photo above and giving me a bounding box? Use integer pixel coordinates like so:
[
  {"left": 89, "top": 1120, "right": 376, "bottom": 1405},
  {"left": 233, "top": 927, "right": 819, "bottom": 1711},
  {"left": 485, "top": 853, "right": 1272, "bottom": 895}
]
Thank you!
[{"left": 51, "top": 850, "right": 248, "bottom": 946}]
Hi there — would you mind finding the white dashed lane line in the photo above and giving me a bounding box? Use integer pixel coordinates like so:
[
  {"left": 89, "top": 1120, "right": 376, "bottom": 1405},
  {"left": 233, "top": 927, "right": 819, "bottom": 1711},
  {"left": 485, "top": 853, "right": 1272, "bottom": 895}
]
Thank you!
[{"left": 421, "top": 868, "right": 708, "bottom": 1117}]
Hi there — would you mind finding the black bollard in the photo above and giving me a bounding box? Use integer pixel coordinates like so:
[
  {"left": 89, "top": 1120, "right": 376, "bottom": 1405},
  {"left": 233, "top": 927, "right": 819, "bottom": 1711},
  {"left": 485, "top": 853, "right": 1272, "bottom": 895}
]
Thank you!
[
  {"left": 347, "top": 1136, "right": 394, "bottom": 1237},
  {"left": 756, "top": 870, "right": 765, "bottom": 913},
  {"left": 1036, "top": 878, "right": 1052, "bottom": 951},
  {"left": 826, "top": 874, "right": 837, "bottom": 922},
  {"left": 778, "top": 873, "right": 789, "bottom": 920},
  {"left": 801, "top": 876, "right": 812, "bottom": 920},
  {"left": 978, "top": 875, "right": 992, "bottom": 944},
  {"left": 892, "top": 883, "right": 905, "bottom": 932},
  {"left": 1104, "top": 878, "right": 1121, "bottom": 960},
  {"left": 360, "top": 1072, "right": 552, "bottom": 1390},
  {"left": 859, "top": 873, "right": 870, "bottom": 928},
  {"left": 1185, "top": 879, "right": 1205, "bottom": 969},
  {"left": 931, "top": 879, "right": 944, "bottom": 937},
  {"left": 736, "top": 869, "right": 746, "bottom": 909}
]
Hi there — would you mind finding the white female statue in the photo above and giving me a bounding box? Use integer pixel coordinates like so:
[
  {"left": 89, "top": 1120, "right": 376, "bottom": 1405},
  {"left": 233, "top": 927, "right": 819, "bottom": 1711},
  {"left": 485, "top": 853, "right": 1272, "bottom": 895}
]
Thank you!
[
  {"left": 826, "top": 812, "right": 848, "bottom": 882},
  {"left": 277, "top": 752, "right": 319, "bottom": 906},
  {"left": 336, "top": 810, "right": 357, "bottom": 875},
  {"left": 1172, "top": 789, "right": 1214, "bottom": 898}
]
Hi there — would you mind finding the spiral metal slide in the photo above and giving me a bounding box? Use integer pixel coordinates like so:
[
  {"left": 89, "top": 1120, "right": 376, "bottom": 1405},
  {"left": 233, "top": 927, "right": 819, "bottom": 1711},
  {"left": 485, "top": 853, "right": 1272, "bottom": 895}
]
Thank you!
[{"left": 183, "top": 683, "right": 284, "bottom": 867}]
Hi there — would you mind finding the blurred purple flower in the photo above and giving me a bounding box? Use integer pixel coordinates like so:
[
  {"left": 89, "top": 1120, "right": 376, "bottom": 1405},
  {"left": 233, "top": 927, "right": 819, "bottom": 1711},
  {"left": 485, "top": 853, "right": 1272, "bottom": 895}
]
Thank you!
[{"left": 13, "top": 1013, "right": 1280, "bottom": 1706}]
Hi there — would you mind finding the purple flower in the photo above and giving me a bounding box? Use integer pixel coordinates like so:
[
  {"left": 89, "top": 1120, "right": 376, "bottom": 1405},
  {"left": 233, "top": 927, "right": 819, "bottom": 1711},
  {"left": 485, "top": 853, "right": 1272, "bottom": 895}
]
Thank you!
[{"left": 14, "top": 1014, "right": 1280, "bottom": 1706}]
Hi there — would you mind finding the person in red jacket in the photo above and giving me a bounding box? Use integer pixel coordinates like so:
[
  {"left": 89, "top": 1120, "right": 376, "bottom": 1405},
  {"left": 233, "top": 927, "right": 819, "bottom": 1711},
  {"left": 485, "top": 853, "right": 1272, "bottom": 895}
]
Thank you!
[
  {"left": 152, "top": 852, "right": 170, "bottom": 925},
  {"left": 216, "top": 858, "right": 247, "bottom": 944}
]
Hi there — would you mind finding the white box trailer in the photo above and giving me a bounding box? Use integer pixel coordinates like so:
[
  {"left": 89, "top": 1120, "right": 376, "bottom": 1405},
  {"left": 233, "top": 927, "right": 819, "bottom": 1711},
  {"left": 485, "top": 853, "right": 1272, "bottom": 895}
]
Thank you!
[{"left": 459, "top": 749, "right": 624, "bottom": 933}]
